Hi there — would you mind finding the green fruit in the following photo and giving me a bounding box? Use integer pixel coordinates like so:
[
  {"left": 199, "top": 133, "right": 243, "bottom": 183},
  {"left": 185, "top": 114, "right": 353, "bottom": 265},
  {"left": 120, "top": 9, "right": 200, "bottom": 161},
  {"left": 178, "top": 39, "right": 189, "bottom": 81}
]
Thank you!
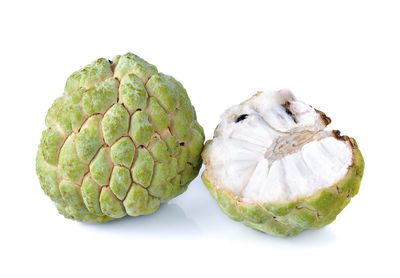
[
  {"left": 36, "top": 53, "right": 204, "bottom": 223},
  {"left": 201, "top": 90, "right": 364, "bottom": 237}
]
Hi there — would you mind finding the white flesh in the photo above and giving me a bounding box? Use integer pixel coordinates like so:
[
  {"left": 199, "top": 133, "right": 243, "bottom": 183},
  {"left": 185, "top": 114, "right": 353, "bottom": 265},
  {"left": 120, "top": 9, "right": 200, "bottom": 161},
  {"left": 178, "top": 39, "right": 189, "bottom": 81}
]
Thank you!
[{"left": 203, "top": 90, "right": 353, "bottom": 204}]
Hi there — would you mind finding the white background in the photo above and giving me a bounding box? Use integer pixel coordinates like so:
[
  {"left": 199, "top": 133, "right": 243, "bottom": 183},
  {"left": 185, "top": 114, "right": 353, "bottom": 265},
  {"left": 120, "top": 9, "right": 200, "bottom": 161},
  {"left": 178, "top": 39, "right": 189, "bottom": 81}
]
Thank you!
[{"left": 1, "top": 0, "right": 399, "bottom": 277}]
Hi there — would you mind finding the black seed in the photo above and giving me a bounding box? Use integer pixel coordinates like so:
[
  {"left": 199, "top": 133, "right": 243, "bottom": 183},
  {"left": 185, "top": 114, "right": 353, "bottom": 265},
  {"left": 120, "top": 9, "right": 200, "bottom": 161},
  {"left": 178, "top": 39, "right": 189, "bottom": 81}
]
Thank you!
[
  {"left": 283, "top": 101, "right": 297, "bottom": 123},
  {"left": 236, "top": 114, "right": 249, "bottom": 123},
  {"left": 108, "top": 59, "right": 113, "bottom": 64},
  {"left": 283, "top": 101, "right": 293, "bottom": 116}
]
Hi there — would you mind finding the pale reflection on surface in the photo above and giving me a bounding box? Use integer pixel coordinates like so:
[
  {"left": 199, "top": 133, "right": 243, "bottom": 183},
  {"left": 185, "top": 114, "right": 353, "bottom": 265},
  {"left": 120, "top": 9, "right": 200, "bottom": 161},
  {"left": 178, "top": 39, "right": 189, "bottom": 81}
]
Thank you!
[
  {"left": 81, "top": 168, "right": 337, "bottom": 246},
  {"left": 81, "top": 203, "right": 202, "bottom": 238}
]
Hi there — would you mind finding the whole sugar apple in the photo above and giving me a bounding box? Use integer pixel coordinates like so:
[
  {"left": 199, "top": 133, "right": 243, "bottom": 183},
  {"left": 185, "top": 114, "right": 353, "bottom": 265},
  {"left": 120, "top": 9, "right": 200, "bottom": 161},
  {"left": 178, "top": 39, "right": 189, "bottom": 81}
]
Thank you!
[
  {"left": 36, "top": 53, "right": 204, "bottom": 223},
  {"left": 202, "top": 90, "right": 364, "bottom": 237}
]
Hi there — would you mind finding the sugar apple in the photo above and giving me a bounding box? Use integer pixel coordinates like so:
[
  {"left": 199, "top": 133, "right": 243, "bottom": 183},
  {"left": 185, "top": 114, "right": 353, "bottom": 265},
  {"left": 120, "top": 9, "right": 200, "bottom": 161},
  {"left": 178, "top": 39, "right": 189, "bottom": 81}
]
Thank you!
[
  {"left": 202, "top": 90, "right": 364, "bottom": 237},
  {"left": 36, "top": 53, "right": 204, "bottom": 223}
]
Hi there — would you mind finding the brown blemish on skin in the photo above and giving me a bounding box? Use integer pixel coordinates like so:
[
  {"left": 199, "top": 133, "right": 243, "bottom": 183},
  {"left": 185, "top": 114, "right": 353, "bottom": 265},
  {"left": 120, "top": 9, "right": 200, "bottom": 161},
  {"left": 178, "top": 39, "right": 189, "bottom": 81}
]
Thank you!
[
  {"left": 315, "top": 109, "right": 331, "bottom": 126},
  {"left": 332, "top": 130, "right": 346, "bottom": 141}
]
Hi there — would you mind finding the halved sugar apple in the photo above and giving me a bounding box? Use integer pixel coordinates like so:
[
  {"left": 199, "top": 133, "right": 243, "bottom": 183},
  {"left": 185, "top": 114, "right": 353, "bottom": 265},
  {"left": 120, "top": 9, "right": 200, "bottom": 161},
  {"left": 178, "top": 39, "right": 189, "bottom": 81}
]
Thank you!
[
  {"left": 202, "top": 90, "right": 364, "bottom": 237},
  {"left": 36, "top": 53, "right": 204, "bottom": 223}
]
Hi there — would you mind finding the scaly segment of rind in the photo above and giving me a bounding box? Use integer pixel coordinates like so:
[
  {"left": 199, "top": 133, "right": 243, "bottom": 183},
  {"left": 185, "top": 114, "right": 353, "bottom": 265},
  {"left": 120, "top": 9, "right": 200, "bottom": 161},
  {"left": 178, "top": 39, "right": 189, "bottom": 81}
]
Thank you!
[
  {"left": 110, "top": 137, "right": 135, "bottom": 168},
  {"left": 109, "top": 166, "right": 132, "bottom": 200},
  {"left": 58, "top": 135, "right": 87, "bottom": 184},
  {"left": 45, "top": 97, "right": 64, "bottom": 127},
  {"left": 201, "top": 137, "right": 364, "bottom": 237},
  {"left": 56, "top": 93, "right": 86, "bottom": 134},
  {"left": 54, "top": 201, "right": 113, "bottom": 223},
  {"left": 131, "top": 148, "right": 154, "bottom": 188},
  {"left": 146, "top": 97, "right": 169, "bottom": 133},
  {"left": 40, "top": 127, "right": 63, "bottom": 165},
  {"left": 36, "top": 53, "right": 205, "bottom": 223},
  {"left": 114, "top": 53, "right": 158, "bottom": 84},
  {"left": 129, "top": 111, "right": 154, "bottom": 146},
  {"left": 123, "top": 184, "right": 161, "bottom": 216},
  {"left": 64, "top": 58, "right": 113, "bottom": 96},
  {"left": 187, "top": 128, "right": 206, "bottom": 165},
  {"left": 36, "top": 150, "right": 63, "bottom": 204},
  {"left": 82, "top": 78, "right": 118, "bottom": 115},
  {"left": 149, "top": 138, "right": 170, "bottom": 163},
  {"left": 146, "top": 73, "right": 181, "bottom": 113},
  {"left": 102, "top": 103, "right": 130, "bottom": 145},
  {"left": 76, "top": 115, "right": 104, "bottom": 163},
  {"left": 89, "top": 147, "right": 112, "bottom": 186},
  {"left": 99, "top": 187, "right": 127, "bottom": 218},
  {"left": 119, "top": 73, "right": 148, "bottom": 113},
  {"left": 148, "top": 160, "right": 177, "bottom": 200},
  {"left": 81, "top": 175, "right": 103, "bottom": 216},
  {"left": 59, "top": 180, "right": 89, "bottom": 214}
]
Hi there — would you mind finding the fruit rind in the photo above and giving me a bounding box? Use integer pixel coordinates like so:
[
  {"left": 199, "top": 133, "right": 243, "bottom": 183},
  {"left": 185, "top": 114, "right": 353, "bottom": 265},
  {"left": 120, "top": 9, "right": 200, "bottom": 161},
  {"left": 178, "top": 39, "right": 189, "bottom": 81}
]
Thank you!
[
  {"left": 36, "top": 53, "right": 204, "bottom": 223},
  {"left": 201, "top": 90, "right": 364, "bottom": 237},
  {"left": 202, "top": 135, "right": 364, "bottom": 237}
]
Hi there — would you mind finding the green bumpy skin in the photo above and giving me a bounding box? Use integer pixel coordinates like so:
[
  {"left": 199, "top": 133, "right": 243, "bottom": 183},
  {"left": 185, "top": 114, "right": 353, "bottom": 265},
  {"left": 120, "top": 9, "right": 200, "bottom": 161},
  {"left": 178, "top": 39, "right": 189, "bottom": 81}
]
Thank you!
[
  {"left": 37, "top": 53, "right": 205, "bottom": 223},
  {"left": 201, "top": 138, "right": 364, "bottom": 237}
]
